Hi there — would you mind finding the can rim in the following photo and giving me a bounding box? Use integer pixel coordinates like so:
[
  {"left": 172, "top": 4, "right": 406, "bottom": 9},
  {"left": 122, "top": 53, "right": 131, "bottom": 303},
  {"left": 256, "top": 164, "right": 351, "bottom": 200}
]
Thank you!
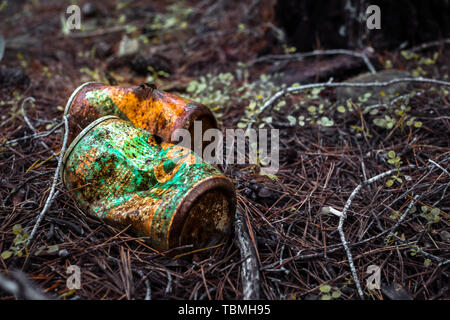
[
  {"left": 60, "top": 115, "right": 120, "bottom": 185},
  {"left": 63, "top": 81, "right": 102, "bottom": 117}
]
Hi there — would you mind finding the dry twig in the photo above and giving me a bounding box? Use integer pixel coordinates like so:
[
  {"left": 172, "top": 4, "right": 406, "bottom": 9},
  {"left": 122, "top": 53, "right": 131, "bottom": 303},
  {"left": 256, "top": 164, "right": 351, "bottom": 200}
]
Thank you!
[
  {"left": 27, "top": 115, "right": 69, "bottom": 247},
  {"left": 235, "top": 210, "right": 260, "bottom": 299}
]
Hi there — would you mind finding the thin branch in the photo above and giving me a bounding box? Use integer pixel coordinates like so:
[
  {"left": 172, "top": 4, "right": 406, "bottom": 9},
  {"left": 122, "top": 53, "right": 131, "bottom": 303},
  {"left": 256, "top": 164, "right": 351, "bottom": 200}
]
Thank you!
[
  {"left": 264, "top": 166, "right": 446, "bottom": 272},
  {"left": 21, "top": 97, "right": 37, "bottom": 133},
  {"left": 258, "top": 77, "right": 450, "bottom": 122},
  {"left": 364, "top": 90, "right": 425, "bottom": 111},
  {"left": 21, "top": 97, "right": 56, "bottom": 155},
  {"left": 408, "top": 37, "right": 450, "bottom": 53},
  {"left": 27, "top": 115, "right": 69, "bottom": 247},
  {"left": 337, "top": 165, "right": 417, "bottom": 299},
  {"left": 165, "top": 271, "right": 172, "bottom": 294},
  {"left": 235, "top": 209, "right": 260, "bottom": 300},
  {"left": 135, "top": 269, "right": 151, "bottom": 300},
  {"left": 1, "top": 121, "right": 64, "bottom": 146},
  {"left": 428, "top": 159, "right": 450, "bottom": 178},
  {"left": 3, "top": 170, "right": 53, "bottom": 206}
]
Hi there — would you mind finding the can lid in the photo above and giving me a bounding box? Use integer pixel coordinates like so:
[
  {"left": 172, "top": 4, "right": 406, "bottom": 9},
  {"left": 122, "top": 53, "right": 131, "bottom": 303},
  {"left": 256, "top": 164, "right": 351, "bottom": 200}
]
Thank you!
[{"left": 60, "top": 115, "right": 120, "bottom": 185}]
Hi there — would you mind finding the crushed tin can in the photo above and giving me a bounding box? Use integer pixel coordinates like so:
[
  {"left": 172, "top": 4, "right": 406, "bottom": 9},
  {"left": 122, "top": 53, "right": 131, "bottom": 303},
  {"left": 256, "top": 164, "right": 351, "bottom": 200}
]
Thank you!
[
  {"left": 61, "top": 116, "right": 235, "bottom": 251},
  {"left": 64, "top": 82, "right": 217, "bottom": 150}
]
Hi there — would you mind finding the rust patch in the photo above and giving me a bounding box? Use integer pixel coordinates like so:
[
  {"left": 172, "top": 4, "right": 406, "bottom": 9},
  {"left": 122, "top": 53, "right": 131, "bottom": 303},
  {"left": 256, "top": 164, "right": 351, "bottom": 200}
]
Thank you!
[{"left": 64, "top": 82, "right": 218, "bottom": 149}]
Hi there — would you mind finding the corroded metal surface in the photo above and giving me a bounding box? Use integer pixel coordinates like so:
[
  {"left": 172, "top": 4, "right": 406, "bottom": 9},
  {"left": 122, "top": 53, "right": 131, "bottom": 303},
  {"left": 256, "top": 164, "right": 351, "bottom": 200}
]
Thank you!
[
  {"left": 64, "top": 82, "right": 217, "bottom": 149},
  {"left": 62, "top": 117, "right": 235, "bottom": 251}
]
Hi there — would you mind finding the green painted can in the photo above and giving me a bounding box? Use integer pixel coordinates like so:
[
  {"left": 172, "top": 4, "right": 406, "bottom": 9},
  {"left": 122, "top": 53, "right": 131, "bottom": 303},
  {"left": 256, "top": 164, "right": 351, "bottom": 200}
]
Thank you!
[{"left": 62, "top": 116, "right": 236, "bottom": 251}]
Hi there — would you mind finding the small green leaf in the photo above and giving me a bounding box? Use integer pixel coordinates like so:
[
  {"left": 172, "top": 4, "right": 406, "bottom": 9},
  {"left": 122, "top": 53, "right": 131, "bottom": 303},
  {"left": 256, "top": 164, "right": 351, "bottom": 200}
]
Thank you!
[
  {"left": 421, "top": 206, "right": 428, "bottom": 213},
  {"left": 12, "top": 224, "right": 22, "bottom": 235},
  {"left": 337, "top": 106, "right": 346, "bottom": 113},
  {"left": 319, "top": 284, "right": 331, "bottom": 293},
  {"left": 424, "top": 259, "right": 431, "bottom": 267},
  {"left": 287, "top": 115, "right": 296, "bottom": 125},
  {"left": 276, "top": 100, "right": 286, "bottom": 108},
  {"left": 430, "top": 208, "right": 440, "bottom": 216},
  {"left": 320, "top": 116, "right": 334, "bottom": 127},
  {"left": 321, "top": 294, "right": 332, "bottom": 300},
  {"left": 414, "top": 121, "right": 422, "bottom": 128},
  {"left": 385, "top": 179, "right": 394, "bottom": 187},
  {"left": 1, "top": 251, "right": 13, "bottom": 260},
  {"left": 34, "top": 245, "right": 46, "bottom": 256},
  {"left": 47, "top": 245, "right": 59, "bottom": 253},
  {"left": 388, "top": 151, "right": 396, "bottom": 159},
  {"left": 332, "top": 290, "right": 341, "bottom": 299}
]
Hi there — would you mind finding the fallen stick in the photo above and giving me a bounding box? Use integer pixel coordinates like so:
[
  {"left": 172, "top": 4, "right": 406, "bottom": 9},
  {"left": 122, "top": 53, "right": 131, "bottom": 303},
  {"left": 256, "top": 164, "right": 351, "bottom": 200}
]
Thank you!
[
  {"left": 135, "top": 269, "right": 151, "bottom": 300},
  {"left": 1, "top": 121, "right": 64, "bottom": 146},
  {"left": 27, "top": 115, "right": 69, "bottom": 247},
  {"left": 20, "top": 97, "right": 55, "bottom": 156},
  {"left": 235, "top": 209, "right": 260, "bottom": 300},
  {"left": 258, "top": 77, "right": 450, "bottom": 123},
  {"left": 408, "top": 38, "right": 450, "bottom": 53},
  {"left": 266, "top": 164, "right": 447, "bottom": 270},
  {"left": 338, "top": 165, "right": 418, "bottom": 299}
]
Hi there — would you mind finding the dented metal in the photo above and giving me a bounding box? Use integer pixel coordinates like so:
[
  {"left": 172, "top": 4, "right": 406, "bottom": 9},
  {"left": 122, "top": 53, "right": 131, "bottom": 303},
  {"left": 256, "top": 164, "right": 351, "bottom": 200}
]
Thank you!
[
  {"left": 64, "top": 82, "right": 217, "bottom": 150},
  {"left": 61, "top": 116, "right": 235, "bottom": 251}
]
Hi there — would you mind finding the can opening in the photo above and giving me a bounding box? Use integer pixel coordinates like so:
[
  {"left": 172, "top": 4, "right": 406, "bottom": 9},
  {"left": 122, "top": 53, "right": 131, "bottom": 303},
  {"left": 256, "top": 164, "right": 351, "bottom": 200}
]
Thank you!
[
  {"left": 186, "top": 113, "right": 217, "bottom": 152},
  {"left": 178, "top": 188, "right": 234, "bottom": 250}
]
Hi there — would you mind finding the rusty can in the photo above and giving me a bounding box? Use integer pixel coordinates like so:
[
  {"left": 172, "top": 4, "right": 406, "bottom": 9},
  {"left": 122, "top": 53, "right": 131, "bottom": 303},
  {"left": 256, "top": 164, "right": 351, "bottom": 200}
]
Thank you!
[
  {"left": 64, "top": 82, "right": 217, "bottom": 150},
  {"left": 61, "top": 116, "right": 235, "bottom": 251}
]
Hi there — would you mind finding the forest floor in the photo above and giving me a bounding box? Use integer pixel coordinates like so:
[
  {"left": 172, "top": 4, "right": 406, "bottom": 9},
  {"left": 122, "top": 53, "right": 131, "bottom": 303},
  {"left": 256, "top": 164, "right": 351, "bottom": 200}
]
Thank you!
[{"left": 0, "top": 1, "right": 449, "bottom": 300}]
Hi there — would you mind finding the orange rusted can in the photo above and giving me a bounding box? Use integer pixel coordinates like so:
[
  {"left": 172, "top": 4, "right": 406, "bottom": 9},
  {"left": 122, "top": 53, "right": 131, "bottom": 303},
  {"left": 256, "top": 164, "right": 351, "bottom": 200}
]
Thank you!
[
  {"left": 61, "top": 116, "right": 235, "bottom": 251},
  {"left": 64, "top": 82, "right": 217, "bottom": 149}
]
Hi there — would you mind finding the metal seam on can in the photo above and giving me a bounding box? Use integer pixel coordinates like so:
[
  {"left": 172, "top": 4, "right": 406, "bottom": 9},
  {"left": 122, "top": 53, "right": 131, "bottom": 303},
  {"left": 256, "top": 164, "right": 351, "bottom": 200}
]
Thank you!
[
  {"left": 60, "top": 115, "right": 120, "bottom": 185},
  {"left": 63, "top": 81, "right": 102, "bottom": 117}
]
